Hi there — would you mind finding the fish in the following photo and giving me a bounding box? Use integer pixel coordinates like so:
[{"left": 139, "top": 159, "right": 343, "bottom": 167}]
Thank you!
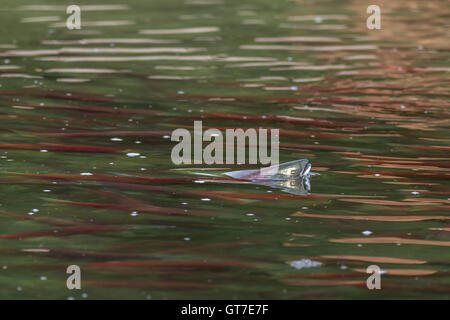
[
  {"left": 225, "top": 159, "right": 311, "bottom": 180},
  {"left": 224, "top": 159, "right": 314, "bottom": 195}
]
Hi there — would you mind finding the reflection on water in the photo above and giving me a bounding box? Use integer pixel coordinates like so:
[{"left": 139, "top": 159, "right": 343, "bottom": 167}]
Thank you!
[
  {"left": 262, "top": 177, "right": 311, "bottom": 196},
  {"left": 0, "top": 0, "right": 449, "bottom": 299}
]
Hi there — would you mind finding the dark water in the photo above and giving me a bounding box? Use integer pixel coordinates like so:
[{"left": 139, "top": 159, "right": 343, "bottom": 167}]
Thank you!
[{"left": 0, "top": 0, "right": 449, "bottom": 299}]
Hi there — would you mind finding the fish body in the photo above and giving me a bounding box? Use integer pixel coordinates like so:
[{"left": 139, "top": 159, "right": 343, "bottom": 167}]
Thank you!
[
  {"left": 225, "top": 159, "right": 311, "bottom": 181},
  {"left": 224, "top": 159, "right": 313, "bottom": 195}
]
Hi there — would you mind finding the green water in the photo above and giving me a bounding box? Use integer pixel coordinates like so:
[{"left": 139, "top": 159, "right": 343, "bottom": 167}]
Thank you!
[{"left": 0, "top": 0, "right": 449, "bottom": 299}]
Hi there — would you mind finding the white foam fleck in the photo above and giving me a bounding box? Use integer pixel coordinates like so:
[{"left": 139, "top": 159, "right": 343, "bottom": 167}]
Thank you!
[
  {"left": 289, "top": 259, "right": 322, "bottom": 270},
  {"left": 126, "top": 152, "right": 140, "bottom": 157}
]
